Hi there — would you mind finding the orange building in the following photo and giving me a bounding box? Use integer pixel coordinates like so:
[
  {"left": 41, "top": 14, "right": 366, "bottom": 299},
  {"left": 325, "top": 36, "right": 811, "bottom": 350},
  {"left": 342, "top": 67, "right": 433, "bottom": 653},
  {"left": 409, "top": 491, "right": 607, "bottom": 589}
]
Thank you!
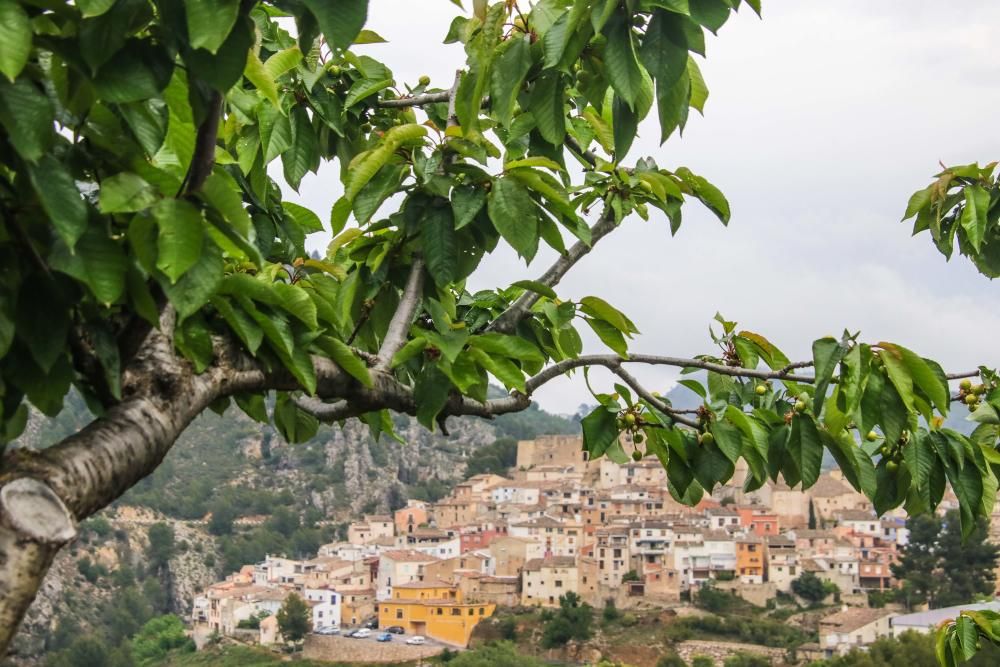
[
  {"left": 377, "top": 582, "right": 495, "bottom": 647},
  {"left": 394, "top": 501, "right": 429, "bottom": 535},
  {"left": 736, "top": 536, "right": 765, "bottom": 583}
]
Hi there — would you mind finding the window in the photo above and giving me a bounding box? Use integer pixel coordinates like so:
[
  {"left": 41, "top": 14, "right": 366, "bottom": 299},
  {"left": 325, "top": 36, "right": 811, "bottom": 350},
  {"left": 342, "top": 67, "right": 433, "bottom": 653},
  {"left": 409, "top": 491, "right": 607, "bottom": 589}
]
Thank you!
[
  {"left": 468, "top": 608, "right": 474, "bottom": 616},
  {"left": 437, "top": 608, "right": 443, "bottom": 615},
  {"left": 555, "top": 580, "right": 563, "bottom": 588},
  {"left": 451, "top": 608, "right": 461, "bottom": 616},
  {"left": 479, "top": 608, "right": 485, "bottom": 615},
  {"left": 396, "top": 609, "right": 403, "bottom": 619}
]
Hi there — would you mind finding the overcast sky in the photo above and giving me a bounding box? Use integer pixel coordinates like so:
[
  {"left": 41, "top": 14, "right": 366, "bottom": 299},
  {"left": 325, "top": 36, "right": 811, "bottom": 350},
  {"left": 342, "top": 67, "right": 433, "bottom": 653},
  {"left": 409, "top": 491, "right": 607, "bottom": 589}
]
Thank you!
[{"left": 288, "top": 1, "right": 1000, "bottom": 415}]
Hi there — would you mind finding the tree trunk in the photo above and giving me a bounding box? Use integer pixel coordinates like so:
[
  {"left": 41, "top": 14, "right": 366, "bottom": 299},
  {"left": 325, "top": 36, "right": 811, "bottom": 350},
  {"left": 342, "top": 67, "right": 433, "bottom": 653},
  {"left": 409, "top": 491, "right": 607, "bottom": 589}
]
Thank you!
[{"left": 0, "top": 322, "right": 229, "bottom": 653}]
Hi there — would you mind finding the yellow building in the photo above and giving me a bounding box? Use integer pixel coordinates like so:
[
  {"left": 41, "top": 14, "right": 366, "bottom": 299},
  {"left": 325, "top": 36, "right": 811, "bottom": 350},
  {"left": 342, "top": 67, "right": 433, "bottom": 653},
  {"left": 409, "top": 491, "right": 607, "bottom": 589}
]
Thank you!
[{"left": 377, "top": 582, "right": 495, "bottom": 647}]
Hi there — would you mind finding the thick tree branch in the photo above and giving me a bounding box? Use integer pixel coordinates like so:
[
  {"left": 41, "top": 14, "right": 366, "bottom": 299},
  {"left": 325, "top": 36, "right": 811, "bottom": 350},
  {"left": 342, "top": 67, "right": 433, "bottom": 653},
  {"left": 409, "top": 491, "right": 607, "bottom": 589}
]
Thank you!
[
  {"left": 489, "top": 210, "right": 618, "bottom": 334},
  {"left": 375, "top": 257, "right": 425, "bottom": 370}
]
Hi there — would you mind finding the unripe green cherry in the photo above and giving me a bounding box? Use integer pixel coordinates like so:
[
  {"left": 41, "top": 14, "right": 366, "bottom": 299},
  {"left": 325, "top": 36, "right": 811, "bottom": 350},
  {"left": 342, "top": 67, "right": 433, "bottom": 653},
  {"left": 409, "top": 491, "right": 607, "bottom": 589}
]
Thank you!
[
  {"left": 866, "top": 431, "right": 878, "bottom": 442},
  {"left": 418, "top": 75, "right": 431, "bottom": 86},
  {"left": 964, "top": 393, "right": 979, "bottom": 405},
  {"left": 700, "top": 432, "right": 715, "bottom": 446},
  {"left": 960, "top": 379, "right": 973, "bottom": 392},
  {"left": 755, "top": 385, "right": 767, "bottom": 396},
  {"left": 631, "top": 450, "right": 643, "bottom": 462},
  {"left": 794, "top": 399, "right": 807, "bottom": 412},
  {"left": 624, "top": 413, "right": 636, "bottom": 426}
]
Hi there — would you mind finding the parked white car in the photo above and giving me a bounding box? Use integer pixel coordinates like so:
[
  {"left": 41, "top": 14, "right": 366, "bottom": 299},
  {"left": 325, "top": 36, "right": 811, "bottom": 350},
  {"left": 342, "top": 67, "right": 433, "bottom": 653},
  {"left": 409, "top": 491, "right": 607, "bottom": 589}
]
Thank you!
[
  {"left": 315, "top": 626, "right": 339, "bottom": 635},
  {"left": 405, "top": 635, "right": 426, "bottom": 645},
  {"left": 351, "top": 628, "right": 372, "bottom": 639}
]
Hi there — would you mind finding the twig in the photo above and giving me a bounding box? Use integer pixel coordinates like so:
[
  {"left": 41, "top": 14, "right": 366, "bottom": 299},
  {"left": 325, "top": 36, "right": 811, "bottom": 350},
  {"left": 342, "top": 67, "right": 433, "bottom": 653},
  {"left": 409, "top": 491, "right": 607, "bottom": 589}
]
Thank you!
[{"left": 489, "top": 209, "right": 618, "bottom": 334}]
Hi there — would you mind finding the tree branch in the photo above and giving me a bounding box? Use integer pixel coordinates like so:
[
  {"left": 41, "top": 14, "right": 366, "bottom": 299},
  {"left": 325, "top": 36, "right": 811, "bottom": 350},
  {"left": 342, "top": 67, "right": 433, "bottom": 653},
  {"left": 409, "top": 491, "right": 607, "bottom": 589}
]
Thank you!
[
  {"left": 378, "top": 90, "right": 451, "bottom": 109},
  {"left": 489, "top": 210, "right": 618, "bottom": 334},
  {"left": 609, "top": 365, "right": 699, "bottom": 428},
  {"left": 375, "top": 257, "right": 425, "bottom": 370}
]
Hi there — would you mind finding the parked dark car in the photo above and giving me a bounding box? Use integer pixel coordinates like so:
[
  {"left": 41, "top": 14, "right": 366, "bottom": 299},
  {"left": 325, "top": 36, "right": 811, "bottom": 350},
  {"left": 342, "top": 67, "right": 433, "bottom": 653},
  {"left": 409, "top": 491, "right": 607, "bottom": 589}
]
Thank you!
[
  {"left": 385, "top": 626, "right": 405, "bottom": 635},
  {"left": 363, "top": 617, "right": 378, "bottom": 629}
]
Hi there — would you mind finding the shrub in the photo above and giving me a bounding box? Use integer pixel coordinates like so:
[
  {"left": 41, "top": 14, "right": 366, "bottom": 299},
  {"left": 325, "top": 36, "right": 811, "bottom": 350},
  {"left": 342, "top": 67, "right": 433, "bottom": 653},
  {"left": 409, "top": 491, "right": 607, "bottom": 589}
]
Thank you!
[
  {"left": 656, "top": 651, "right": 687, "bottom": 667},
  {"left": 692, "top": 656, "right": 716, "bottom": 667},
  {"left": 602, "top": 599, "right": 621, "bottom": 623}
]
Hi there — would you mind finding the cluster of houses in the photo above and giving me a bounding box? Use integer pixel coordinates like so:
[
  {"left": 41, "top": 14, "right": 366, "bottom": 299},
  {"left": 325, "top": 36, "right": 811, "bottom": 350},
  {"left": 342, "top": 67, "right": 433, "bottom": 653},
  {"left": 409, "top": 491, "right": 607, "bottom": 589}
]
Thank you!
[{"left": 190, "top": 434, "right": 991, "bottom": 657}]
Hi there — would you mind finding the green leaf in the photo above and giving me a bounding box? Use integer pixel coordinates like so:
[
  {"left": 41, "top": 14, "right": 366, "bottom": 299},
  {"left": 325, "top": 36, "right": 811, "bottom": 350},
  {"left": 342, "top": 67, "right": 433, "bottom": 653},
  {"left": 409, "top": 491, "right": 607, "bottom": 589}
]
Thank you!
[
  {"left": 282, "top": 105, "right": 320, "bottom": 190},
  {"left": 490, "top": 35, "right": 532, "bottom": 126},
  {"left": 582, "top": 406, "right": 619, "bottom": 459},
  {"left": 344, "top": 77, "right": 393, "bottom": 108},
  {"left": 488, "top": 177, "right": 539, "bottom": 260},
  {"left": 451, "top": 185, "right": 487, "bottom": 230},
  {"left": 612, "top": 94, "right": 639, "bottom": 158},
  {"left": 689, "top": 0, "right": 731, "bottom": 33},
  {"left": 304, "top": 0, "right": 368, "bottom": 51},
  {"left": 878, "top": 345, "right": 915, "bottom": 413},
  {"left": 283, "top": 201, "right": 324, "bottom": 233},
  {"left": 686, "top": 56, "right": 708, "bottom": 113},
  {"left": 422, "top": 205, "right": 457, "bottom": 287},
  {"left": 639, "top": 9, "right": 688, "bottom": 89},
  {"left": 603, "top": 11, "right": 645, "bottom": 109},
  {"left": 28, "top": 156, "right": 87, "bottom": 250},
  {"left": 468, "top": 333, "right": 544, "bottom": 364},
  {"left": 99, "top": 173, "right": 159, "bottom": 213},
  {"left": 244, "top": 49, "right": 278, "bottom": 106},
  {"left": 153, "top": 199, "right": 205, "bottom": 284},
  {"left": 0, "top": 0, "right": 31, "bottom": 81},
  {"left": 391, "top": 338, "right": 427, "bottom": 368},
  {"left": 49, "top": 225, "right": 128, "bottom": 306},
  {"left": 184, "top": 0, "right": 239, "bottom": 54},
  {"left": 579, "top": 295, "right": 638, "bottom": 334},
  {"left": 211, "top": 295, "right": 263, "bottom": 354},
  {"left": 902, "top": 185, "right": 932, "bottom": 221},
  {"left": 675, "top": 167, "right": 730, "bottom": 224},
  {"left": 315, "top": 336, "right": 373, "bottom": 388},
  {"left": 414, "top": 364, "right": 451, "bottom": 429},
  {"left": 955, "top": 615, "right": 979, "bottom": 662},
  {"left": 271, "top": 283, "right": 319, "bottom": 329},
  {"left": 78, "top": 0, "right": 116, "bottom": 17},
  {"left": 528, "top": 69, "right": 566, "bottom": 145},
  {"left": 888, "top": 343, "right": 950, "bottom": 415},
  {"left": 511, "top": 280, "right": 556, "bottom": 300},
  {"left": 92, "top": 39, "right": 173, "bottom": 103},
  {"left": 655, "top": 69, "right": 690, "bottom": 143},
  {"left": 354, "top": 29, "right": 387, "bottom": 44},
  {"left": 467, "top": 346, "right": 525, "bottom": 392},
  {"left": 273, "top": 394, "right": 319, "bottom": 443},
  {"left": 200, "top": 171, "right": 252, "bottom": 237},
  {"left": 811, "top": 337, "right": 848, "bottom": 413},
  {"left": 0, "top": 78, "right": 53, "bottom": 162},
  {"left": 159, "top": 238, "right": 224, "bottom": 319},
  {"left": 789, "top": 414, "right": 823, "bottom": 488},
  {"left": 184, "top": 16, "right": 252, "bottom": 91},
  {"left": 585, "top": 317, "right": 628, "bottom": 357},
  {"left": 961, "top": 184, "right": 989, "bottom": 253},
  {"left": 264, "top": 46, "right": 302, "bottom": 80}
]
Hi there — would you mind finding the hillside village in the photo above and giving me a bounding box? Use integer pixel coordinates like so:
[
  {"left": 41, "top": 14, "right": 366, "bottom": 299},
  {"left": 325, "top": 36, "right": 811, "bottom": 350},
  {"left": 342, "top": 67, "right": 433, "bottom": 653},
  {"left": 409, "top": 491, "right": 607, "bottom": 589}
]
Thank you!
[{"left": 191, "top": 434, "right": 1000, "bottom": 663}]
